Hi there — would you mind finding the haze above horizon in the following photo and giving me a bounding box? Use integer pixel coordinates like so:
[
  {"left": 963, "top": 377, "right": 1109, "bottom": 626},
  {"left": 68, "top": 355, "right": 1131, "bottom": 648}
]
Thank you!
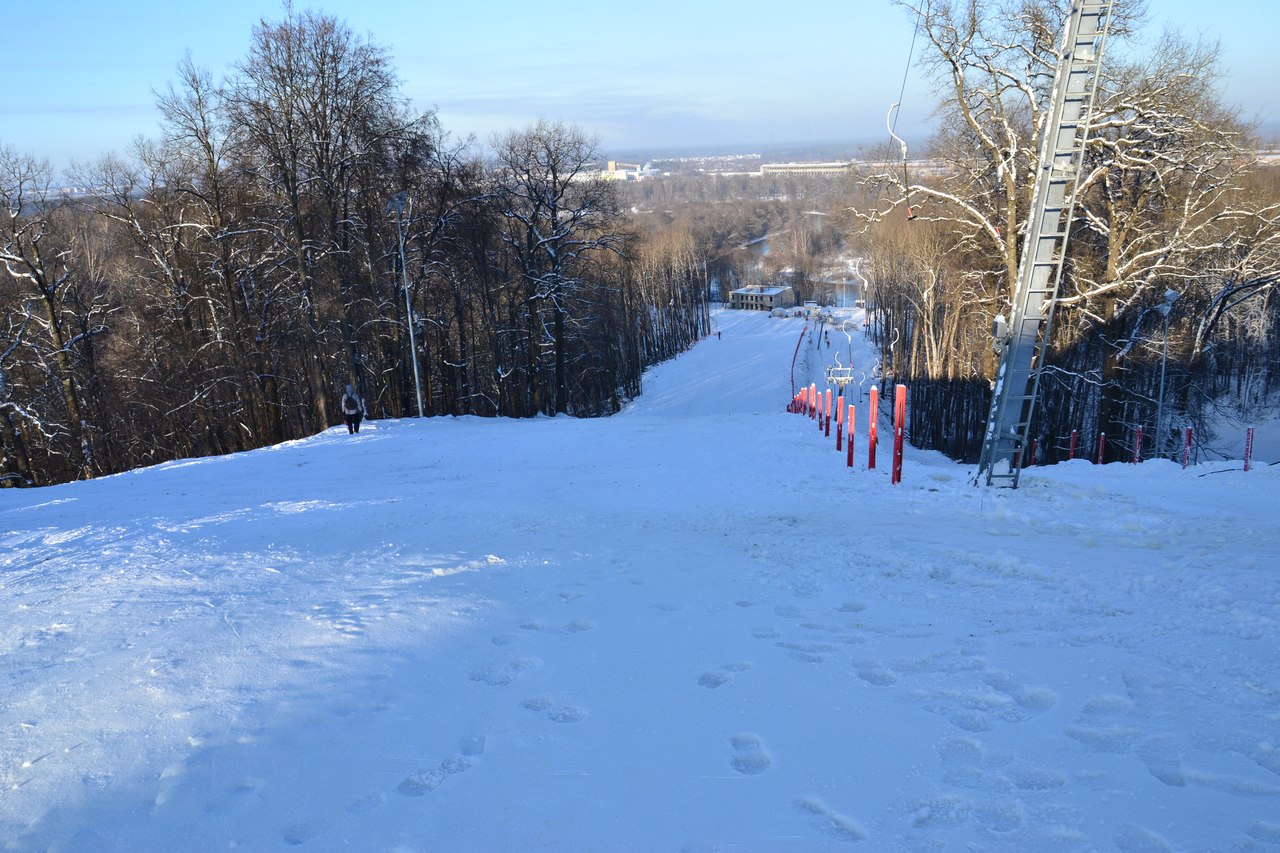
[{"left": 4, "top": 0, "right": 1275, "bottom": 172}]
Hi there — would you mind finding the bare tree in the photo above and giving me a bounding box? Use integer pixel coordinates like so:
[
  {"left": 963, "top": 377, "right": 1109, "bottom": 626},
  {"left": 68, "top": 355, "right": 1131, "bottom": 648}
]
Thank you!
[
  {"left": 0, "top": 147, "right": 107, "bottom": 479},
  {"left": 0, "top": 309, "right": 38, "bottom": 485},
  {"left": 850, "top": 0, "right": 1280, "bottom": 460},
  {"left": 491, "top": 120, "right": 624, "bottom": 415},
  {"left": 227, "top": 6, "right": 434, "bottom": 430}
]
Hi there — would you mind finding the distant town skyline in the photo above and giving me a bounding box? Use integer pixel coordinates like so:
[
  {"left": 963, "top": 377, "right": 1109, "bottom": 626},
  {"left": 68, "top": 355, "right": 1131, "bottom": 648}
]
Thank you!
[{"left": 4, "top": 0, "right": 1275, "bottom": 172}]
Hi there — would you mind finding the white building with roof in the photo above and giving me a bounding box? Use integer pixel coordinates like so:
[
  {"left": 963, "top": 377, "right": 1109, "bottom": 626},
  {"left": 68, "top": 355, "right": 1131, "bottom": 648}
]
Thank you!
[{"left": 730, "top": 284, "right": 795, "bottom": 311}]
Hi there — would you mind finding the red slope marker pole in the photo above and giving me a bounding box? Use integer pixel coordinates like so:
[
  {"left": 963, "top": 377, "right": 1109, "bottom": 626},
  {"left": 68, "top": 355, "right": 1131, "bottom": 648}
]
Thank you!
[
  {"left": 1245, "top": 427, "right": 1255, "bottom": 472},
  {"left": 1069, "top": 429, "right": 1078, "bottom": 460},
  {"left": 868, "top": 386, "right": 878, "bottom": 470},
  {"left": 1182, "top": 428, "right": 1193, "bottom": 469},
  {"left": 1096, "top": 432, "right": 1106, "bottom": 465},
  {"left": 891, "top": 384, "right": 906, "bottom": 484},
  {"left": 836, "top": 394, "right": 844, "bottom": 450},
  {"left": 1133, "top": 426, "right": 1143, "bottom": 464},
  {"left": 847, "top": 404, "right": 855, "bottom": 468}
]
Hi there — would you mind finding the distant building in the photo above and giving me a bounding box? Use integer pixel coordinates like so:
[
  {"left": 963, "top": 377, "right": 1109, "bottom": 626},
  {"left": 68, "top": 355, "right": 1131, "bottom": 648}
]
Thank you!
[
  {"left": 730, "top": 284, "right": 795, "bottom": 311},
  {"left": 759, "top": 162, "right": 853, "bottom": 176},
  {"left": 602, "top": 160, "right": 662, "bottom": 181}
]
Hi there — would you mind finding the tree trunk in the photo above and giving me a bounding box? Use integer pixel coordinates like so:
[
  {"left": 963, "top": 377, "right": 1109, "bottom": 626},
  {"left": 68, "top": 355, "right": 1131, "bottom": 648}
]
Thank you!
[
  {"left": 40, "top": 295, "right": 95, "bottom": 478},
  {"left": 0, "top": 407, "right": 37, "bottom": 486},
  {"left": 554, "top": 306, "right": 567, "bottom": 415}
]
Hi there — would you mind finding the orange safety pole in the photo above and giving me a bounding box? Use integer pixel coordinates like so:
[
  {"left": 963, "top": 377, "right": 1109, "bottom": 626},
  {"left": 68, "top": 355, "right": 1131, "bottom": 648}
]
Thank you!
[
  {"left": 891, "top": 384, "right": 906, "bottom": 484},
  {"left": 824, "top": 389, "right": 832, "bottom": 437},
  {"left": 868, "top": 386, "right": 878, "bottom": 470},
  {"left": 810, "top": 384, "right": 817, "bottom": 419}
]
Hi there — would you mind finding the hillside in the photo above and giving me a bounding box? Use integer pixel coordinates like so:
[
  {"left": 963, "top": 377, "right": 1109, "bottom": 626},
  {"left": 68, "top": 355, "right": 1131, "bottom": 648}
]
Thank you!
[{"left": 2, "top": 309, "right": 1278, "bottom": 851}]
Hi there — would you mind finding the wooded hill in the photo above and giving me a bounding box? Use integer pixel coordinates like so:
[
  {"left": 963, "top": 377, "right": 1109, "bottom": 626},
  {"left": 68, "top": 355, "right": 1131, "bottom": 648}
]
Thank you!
[{"left": 0, "top": 10, "right": 709, "bottom": 486}]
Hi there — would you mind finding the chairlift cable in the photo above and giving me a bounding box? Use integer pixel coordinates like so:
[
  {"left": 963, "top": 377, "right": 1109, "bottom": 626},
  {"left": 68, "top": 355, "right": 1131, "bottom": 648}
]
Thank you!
[{"left": 887, "top": 7, "right": 924, "bottom": 220}]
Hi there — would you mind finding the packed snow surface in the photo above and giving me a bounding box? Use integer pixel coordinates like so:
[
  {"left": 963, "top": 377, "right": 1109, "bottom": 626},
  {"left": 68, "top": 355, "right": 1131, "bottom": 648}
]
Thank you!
[{"left": 2, "top": 309, "right": 1278, "bottom": 852}]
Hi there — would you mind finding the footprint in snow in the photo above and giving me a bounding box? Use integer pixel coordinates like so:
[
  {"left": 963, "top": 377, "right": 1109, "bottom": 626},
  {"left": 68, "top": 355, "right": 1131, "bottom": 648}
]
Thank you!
[
  {"left": 911, "top": 794, "right": 1023, "bottom": 834},
  {"left": 521, "top": 619, "right": 593, "bottom": 634},
  {"left": 856, "top": 666, "right": 897, "bottom": 687},
  {"left": 730, "top": 733, "right": 772, "bottom": 776},
  {"left": 397, "top": 755, "right": 474, "bottom": 797},
  {"left": 775, "top": 641, "right": 834, "bottom": 664},
  {"left": 469, "top": 656, "right": 540, "bottom": 686},
  {"left": 794, "top": 796, "right": 867, "bottom": 842},
  {"left": 982, "top": 669, "right": 1057, "bottom": 712},
  {"left": 347, "top": 792, "right": 386, "bottom": 814},
  {"left": 699, "top": 662, "right": 752, "bottom": 688},
  {"left": 699, "top": 671, "right": 730, "bottom": 689},
  {"left": 522, "top": 695, "right": 588, "bottom": 723},
  {"left": 283, "top": 817, "right": 328, "bottom": 845}
]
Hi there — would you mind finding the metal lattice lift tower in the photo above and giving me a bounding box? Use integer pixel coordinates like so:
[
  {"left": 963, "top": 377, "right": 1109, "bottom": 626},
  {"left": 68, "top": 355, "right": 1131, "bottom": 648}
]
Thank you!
[{"left": 977, "top": 0, "right": 1114, "bottom": 487}]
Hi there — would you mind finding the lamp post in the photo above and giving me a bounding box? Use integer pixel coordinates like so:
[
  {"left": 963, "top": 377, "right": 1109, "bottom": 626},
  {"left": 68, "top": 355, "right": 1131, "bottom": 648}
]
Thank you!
[
  {"left": 390, "top": 192, "right": 424, "bottom": 418},
  {"left": 1154, "top": 288, "right": 1178, "bottom": 458}
]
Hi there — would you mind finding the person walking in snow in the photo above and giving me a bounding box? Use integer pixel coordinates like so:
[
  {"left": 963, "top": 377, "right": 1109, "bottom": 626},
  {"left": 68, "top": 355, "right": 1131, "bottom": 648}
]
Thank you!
[{"left": 340, "top": 384, "right": 365, "bottom": 434}]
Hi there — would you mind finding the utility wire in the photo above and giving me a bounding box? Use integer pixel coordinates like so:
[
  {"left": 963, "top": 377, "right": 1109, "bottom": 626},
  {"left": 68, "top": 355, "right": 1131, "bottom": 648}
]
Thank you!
[{"left": 889, "top": 7, "right": 924, "bottom": 219}]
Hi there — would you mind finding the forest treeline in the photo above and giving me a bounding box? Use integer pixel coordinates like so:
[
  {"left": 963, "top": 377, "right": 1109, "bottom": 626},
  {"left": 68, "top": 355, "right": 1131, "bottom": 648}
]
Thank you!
[
  {"left": 0, "top": 9, "right": 717, "bottom": 487},
  {"left": 856, "top": 0, "right": 1280, "bottom": 464}
]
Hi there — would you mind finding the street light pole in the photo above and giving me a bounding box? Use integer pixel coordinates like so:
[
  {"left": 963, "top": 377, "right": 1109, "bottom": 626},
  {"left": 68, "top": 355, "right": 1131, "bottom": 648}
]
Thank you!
[
  {"left": 1154, "top": 289, "right": 1178, "bottom": 458},
  {"left": 391, "top": 192, "right": 424, "bottom": 418}
]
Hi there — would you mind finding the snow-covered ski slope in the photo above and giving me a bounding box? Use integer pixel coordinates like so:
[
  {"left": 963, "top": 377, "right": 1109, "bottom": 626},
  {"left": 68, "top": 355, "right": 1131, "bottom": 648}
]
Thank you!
[{"left": 3, "top": 308, "right": 1278, "bottom": 852}]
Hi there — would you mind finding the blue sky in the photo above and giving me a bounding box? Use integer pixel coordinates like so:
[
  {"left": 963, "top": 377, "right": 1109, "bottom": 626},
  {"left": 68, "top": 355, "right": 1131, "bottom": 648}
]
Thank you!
[{"left": 3, "top": 0, "right": 1274, "bottom": 171}]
